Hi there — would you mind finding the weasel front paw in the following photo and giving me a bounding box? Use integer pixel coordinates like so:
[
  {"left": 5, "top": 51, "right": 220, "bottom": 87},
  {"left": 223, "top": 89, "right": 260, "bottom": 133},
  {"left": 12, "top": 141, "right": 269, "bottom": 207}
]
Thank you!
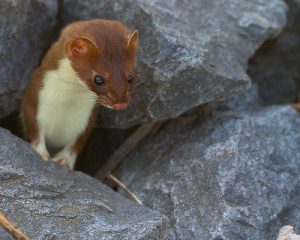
[
  {"left": 52, "top": 156, "right": 70, "bottom": 168},
  {"left": 51, "top": 151, "right": 76, "bottom": 170}
]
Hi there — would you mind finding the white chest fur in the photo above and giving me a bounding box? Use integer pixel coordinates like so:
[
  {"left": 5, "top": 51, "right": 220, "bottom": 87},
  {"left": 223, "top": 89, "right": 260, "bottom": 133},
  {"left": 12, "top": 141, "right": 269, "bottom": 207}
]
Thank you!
[{"left": 37, "top": 58, "right": 97, "bottom": 148}]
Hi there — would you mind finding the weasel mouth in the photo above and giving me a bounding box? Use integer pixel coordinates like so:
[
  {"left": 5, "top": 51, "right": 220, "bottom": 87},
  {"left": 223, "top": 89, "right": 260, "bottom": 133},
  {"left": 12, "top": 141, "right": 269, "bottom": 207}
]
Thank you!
[
  {"left": 101, "top": 103, "right": 114, "bottom": 109},
  {"left": 99, "top": 97, "right": 128, "bottom": 110},
  {"left": 112, "top": 103, "right": 128, "bottom": 110},
  {"left": 101, "top": 102, "right": 129, "bottom": 110},
  {"left": 99, "top": 97, "right": 113, "bottom": 109}
]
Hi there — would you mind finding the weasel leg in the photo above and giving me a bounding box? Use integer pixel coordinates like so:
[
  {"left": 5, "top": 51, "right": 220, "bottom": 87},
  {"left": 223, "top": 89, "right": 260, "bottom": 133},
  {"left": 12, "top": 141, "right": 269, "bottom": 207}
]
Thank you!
[
  {"left": 52, "top": 147, "right": 77, "bottom": 170},
  {"left": 51, "top": 109, "right": 96, "bottom": 170},
  {"left": 31, "top": 136, "right": 50, "bottom": 161}
]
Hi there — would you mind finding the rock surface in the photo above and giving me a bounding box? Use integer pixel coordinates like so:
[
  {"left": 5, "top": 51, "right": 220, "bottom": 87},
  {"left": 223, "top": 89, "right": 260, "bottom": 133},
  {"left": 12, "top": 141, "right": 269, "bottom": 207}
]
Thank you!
[
  {"left": 248, "top": 0, "right": 300, "bottom": 105},
  {"left": 0, "top": 0, "right": 58, "bottom": 119},
  {"left": 119, "top": 106, "right": 300, "bottom": 240},
  {"left": 0, "top": 128, "right": 175, "bottom": 239},
  {"left": 61, "top": 0, "right": 287, "bottom": 128},
  {"left": 209, "top": 83, "right": 263, "bottom": 112},
  {"left": 267, "top": 185, "right": 300, "bottom": 239}
]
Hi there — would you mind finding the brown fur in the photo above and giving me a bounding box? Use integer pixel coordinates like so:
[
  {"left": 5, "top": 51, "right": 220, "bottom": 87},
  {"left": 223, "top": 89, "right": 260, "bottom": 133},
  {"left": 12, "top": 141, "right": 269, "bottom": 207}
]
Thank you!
[
  {"left": 291, "top": 103, "right": 300, "bottom": 112},
  {"left": 21, "top": 19, "right": 138, "bottom": 167},
  {"left": 64, "top": 20, "right": 138, "bottom": 105}
]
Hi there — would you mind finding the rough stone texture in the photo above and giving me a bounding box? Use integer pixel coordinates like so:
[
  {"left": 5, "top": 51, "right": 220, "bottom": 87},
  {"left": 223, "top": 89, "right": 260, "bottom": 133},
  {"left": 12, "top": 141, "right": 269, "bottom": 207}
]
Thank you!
[
  {"left": 248, "top": 0, "right": 300, "bottom": 105},
  {"left": 61, "top": 0, "right": 287, "bottom": 128},
  {"left": 0, "top": 128, "right": 175, "bottom": 239},
  {"left": 119, "top": 106, "right": 300, "bottom": 240},
  {"left": 209, "top": 83, "right": 263, "bottom": 112},
  {"left": 266, "top": 185, "right": 300, "bottom": 239},
  {"left": 0, "top": 0, "right": 58, "bottom": 119}
]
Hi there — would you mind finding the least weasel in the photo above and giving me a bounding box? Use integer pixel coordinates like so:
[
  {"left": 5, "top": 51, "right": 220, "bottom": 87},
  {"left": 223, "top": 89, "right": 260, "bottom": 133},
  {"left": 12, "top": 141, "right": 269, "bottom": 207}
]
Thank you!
[{"left": 21, "top": 19, "right": 138, "bottom": 169}]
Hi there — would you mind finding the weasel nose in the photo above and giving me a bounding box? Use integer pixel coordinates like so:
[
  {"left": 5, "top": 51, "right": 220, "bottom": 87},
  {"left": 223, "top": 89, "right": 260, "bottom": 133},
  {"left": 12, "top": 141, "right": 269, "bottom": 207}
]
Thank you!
[{"left": 113, "top": 103, "right": 128, "bottom": 111}]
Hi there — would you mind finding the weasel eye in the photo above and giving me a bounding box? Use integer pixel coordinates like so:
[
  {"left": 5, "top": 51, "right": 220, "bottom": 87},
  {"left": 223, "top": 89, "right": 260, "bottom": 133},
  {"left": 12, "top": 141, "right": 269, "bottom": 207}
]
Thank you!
[
  {"left": 94, "top": 75, "right": 105, "bottom": 86},
  {"left": 127, "top": 74, "right": 134, "bottom": 84}
]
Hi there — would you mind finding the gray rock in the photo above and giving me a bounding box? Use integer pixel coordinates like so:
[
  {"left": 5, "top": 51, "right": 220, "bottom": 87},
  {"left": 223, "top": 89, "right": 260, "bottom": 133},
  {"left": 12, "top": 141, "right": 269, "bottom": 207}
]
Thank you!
[
  {"left": 253, "top": 67, "right": 297, "bottom": 105},
  {"left": 248, "top": 0, "right": 300, "bottom": 105},
  {"left": 119, "top": 106, "right": 300, "bottom": 240},
  {"left": 61, "top": 0, "right": 287, "bottom": 128},
  {"left": 0, "top": 128, "right": 175, "bottom": 239},
  {"left": 209, "top": 83, "right": 263, "bottom": 112},
  {"left": 266, "top": 183, "right": 300, "bottom": 239},
  {"left": 0, "top": 0, "right": 58, "bottom": 119}
]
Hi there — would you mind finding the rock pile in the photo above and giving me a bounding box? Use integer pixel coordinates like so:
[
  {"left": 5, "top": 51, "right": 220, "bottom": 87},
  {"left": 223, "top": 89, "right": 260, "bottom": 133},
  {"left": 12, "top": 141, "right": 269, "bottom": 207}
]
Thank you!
[{"left": 0, "top": 0, "right": 299, "bottom": 239}]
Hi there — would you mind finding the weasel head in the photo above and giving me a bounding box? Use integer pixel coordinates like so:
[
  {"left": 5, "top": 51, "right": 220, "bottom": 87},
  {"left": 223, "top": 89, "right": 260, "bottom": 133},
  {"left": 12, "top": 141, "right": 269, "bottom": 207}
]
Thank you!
[{"left": 65, "top": 20, "right": 138, "bottom": 111}]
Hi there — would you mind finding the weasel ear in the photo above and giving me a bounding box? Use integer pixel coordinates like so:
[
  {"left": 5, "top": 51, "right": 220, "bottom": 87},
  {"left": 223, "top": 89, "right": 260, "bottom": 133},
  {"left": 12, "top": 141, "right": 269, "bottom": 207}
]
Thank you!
[
  {"left": 65, "top": 36, "right": 99, "bottom": 59},
  {"left": 126, "top": 30, "right": 138, "bottom": 56}
]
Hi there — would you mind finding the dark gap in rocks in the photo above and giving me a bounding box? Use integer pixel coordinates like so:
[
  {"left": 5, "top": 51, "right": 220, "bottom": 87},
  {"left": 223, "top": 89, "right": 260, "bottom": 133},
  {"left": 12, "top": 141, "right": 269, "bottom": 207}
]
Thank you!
[
  {"left": 0, "top": 110, "right": 23, "bottom": 139},
  {"left": 53, "top": 0, "right": 65, "bottom": 37},
  {"left": 247, "top": 0, "right": 300, "bottom": 106},
  {"left": 34, "top": 1, "right": 64, "bottom": 71},
  {"left": 75, "top": 126, "right": 136, "bottom": 175}
]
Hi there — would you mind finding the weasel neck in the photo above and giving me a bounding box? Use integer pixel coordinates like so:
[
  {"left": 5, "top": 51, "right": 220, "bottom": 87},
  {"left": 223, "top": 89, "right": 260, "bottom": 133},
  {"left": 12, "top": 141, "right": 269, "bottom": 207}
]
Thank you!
[
  {"left": 42, "top": 58, "right": 96, "bottom": 101},
  {"left": 37, "top": 58, "right": 97, "bottom": 148}
]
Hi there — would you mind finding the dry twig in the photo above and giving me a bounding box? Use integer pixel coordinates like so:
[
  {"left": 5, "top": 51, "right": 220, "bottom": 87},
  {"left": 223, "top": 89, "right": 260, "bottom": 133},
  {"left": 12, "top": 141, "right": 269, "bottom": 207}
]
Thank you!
[
  {"left": 95, "top": 121, "right": 165, "bottom": 181},
  {"left": 107, "top": 172, "right": 143, "bottom": 205},
  {"left": 0, "top": 211, "right": 30, "bottom": 240}
]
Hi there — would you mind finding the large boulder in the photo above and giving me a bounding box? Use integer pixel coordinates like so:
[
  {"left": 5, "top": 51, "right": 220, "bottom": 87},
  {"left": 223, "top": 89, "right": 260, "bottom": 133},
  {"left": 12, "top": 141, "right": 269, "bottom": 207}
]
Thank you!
[
  {"left": 0, "top": 0, "right": 58, "bottom": 119},
  {"left": 61, "top": 0, "right": 287, "bottom": 128},
  {"left": 0, "top": 128, "right": 175, "bottom": 239},
  {"left": 119, "top": 106, "right": 300, "bottom": 239}
]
